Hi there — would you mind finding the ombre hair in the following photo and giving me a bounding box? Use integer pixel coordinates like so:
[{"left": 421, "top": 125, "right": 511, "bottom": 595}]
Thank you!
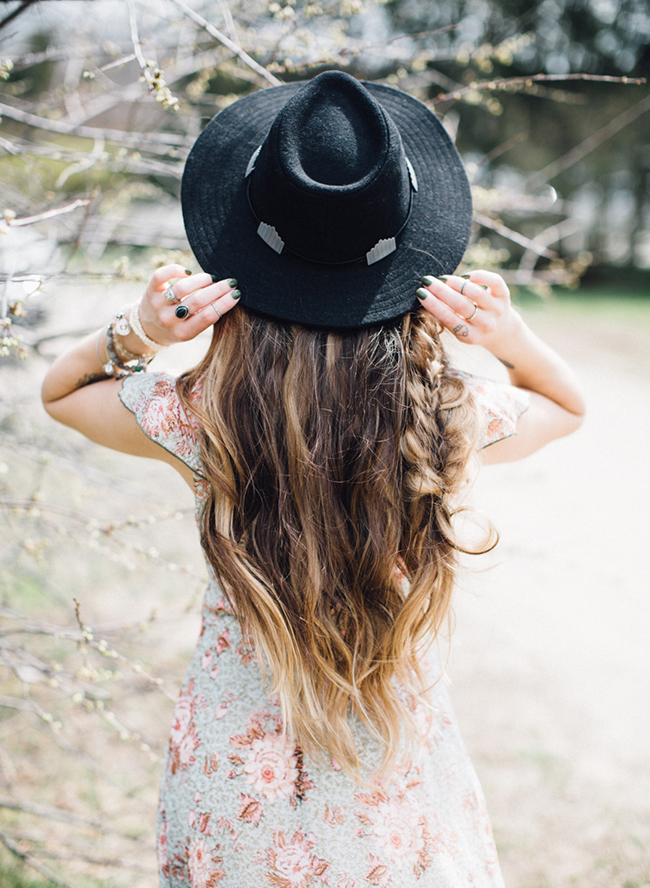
[{"left": 177, "top": 307, "right": 493, "bottom": 780}]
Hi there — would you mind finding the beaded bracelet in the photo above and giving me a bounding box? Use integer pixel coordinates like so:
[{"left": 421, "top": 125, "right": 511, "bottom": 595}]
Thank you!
[
  {"left": 126, "top": 302, "right": 165, "bottom": 353},
  {"left": 104, "top": 323, "right": 154, "bottom": 377}
]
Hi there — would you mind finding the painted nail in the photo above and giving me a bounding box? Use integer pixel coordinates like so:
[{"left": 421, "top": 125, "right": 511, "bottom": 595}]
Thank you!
[
  {"left": 460, "top": 273, "right": 471, "bottom": 279},
  {"left": 420, "top": 275, "right": 435, "bottom": 286},
  {"left": 228, "top": 278, "right": 238, "bottom": 288},
  {"left": 438, "top": 275, "right": 449, "bottom": 281},
  {"left": 185, "top": 268, "right": 192, "bottom": 275},
  {"left": 416, "top": 287, "right": 430, "bottom": 301},
  {"left": 211, "top": 274, "right": 220, "bottom": 282},
  {"left": 231, "top": 289, "right": 241, "bottom": 300}
]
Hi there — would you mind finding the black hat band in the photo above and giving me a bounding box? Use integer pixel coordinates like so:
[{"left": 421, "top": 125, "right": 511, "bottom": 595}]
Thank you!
[{"left": 245, "top": 153, "right": 418, "bottom": 267}]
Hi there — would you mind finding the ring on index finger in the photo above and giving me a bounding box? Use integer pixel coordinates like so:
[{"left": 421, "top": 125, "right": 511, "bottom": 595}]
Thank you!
[{"left": 164, "top": 285, "right": 181, "bottom": 304}]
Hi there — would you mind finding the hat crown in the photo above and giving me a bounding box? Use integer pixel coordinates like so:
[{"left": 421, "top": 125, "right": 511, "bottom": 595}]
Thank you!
[
  {"left": 283, "top": 72, "right": 387, "bottom": 189},
  {"left": 248, "top": 71, "right": 412, "bottom": 264}
]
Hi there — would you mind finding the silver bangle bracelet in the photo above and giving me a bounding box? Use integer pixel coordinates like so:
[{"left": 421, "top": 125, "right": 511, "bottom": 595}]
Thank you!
[{"left": 127, "top": 303, "right": 165, "bottom": 353}]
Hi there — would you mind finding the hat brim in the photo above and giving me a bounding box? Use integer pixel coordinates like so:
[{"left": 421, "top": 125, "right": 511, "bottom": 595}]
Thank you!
[{"left": 181, "top": 81, "right": 472, "bottom": 328}]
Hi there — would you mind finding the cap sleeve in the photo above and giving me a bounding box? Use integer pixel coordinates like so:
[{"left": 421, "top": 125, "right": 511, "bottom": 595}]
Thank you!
[
  {"left": 451, "top": 369, "right": 531, "bottom": 449},
  {"left": 118, "top": 372, "right": 203, "bottom": 473}
]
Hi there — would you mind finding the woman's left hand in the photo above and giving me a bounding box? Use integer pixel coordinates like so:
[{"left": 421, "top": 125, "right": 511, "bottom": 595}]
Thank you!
[{"left": 415, "top": 270, "right": 520, "bottom": 348}]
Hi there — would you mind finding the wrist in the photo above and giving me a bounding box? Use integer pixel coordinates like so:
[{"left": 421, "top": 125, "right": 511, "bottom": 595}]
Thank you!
[{"left": 481, "top": 306, "right": 526, "bottom": 356}]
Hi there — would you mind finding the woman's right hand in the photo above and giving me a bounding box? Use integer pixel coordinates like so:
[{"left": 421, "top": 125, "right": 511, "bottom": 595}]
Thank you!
[{"left": 133, "top": 264, "right": 241, "bottom": 352}]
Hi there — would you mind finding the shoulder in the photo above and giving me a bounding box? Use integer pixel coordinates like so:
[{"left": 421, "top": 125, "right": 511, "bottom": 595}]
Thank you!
[
  {"left": 448, "top": 368, "right": 531, "bottom": 449},
  {"left": 119, "top": 372, "right": 204, "bottom": 472}
]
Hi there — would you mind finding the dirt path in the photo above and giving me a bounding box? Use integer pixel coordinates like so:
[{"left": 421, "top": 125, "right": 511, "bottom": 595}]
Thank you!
[{"left": 448, "top": 303, "right": 650, "bottom": 887}]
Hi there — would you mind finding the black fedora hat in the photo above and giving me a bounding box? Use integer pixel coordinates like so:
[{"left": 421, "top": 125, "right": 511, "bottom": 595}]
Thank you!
[{"left": 181, "top": 71, "right": 472, "bottom": 328}]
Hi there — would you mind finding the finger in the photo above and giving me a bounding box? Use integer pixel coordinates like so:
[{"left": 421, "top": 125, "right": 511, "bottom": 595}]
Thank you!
[
  {"left": 460, "top": 269, "right": 509, "bottom": 301},
  {"left": 149, "top": 265, "right": 192, "bottom": 291},
  {"left": 415, "top": 290, "right": 478, "bottom": 343},
  {"left": 420, "top": 275, "right": 491, "bottom": 320},
  {"left": 173, "top": 289, "right": 241, "bottom": 340},
  {"left": 158, "top": 272, "right": 226, "bottom": 304},
  {"left": 172, "top": 277, "right": 238, "bottom": 312}
]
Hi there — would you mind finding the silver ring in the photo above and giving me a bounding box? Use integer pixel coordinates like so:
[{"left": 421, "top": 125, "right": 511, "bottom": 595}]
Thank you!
[
  {"left": 211, "top": 303, "right": 222, "bottom": 321},
  {"left": 460, "top": 280, "right": 468, "bottom": 295},
  {"left": 175, "top": 304, "right": 190, "bottom": 320},
  {"left": 464, "top": 301, "right": 479, "bottom": 322},
  {"left": 164, "top": 286, "right": 180, "bottom": 304}
]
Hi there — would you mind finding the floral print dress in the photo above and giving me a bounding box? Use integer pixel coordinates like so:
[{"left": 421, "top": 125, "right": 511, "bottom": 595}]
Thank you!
[{"left": 119, "top": 370, "right": 529, "bottom": 888}]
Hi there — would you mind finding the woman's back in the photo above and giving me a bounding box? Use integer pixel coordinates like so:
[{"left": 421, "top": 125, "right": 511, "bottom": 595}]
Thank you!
[{"left": 119, "top": 346, "right": 527, "bottom": 888}]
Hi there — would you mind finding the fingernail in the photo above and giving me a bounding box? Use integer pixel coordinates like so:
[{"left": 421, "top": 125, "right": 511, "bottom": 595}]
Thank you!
[
  {"left": 420, "top": 275, "right": 435, "bottom": 286},
  {"left": 480, "top": 284, "right": 489, "bottom": 290},
  {"left": 438, "top": 275, "right": 449, "bottom": 281},
  {"left": 231, "top": 289, "right": 241, "bottom": 300},
  {"left": 416, "top": 287, "right": 429, "bottom": 301},
  {"left": 184, "top": 268, "right": 192, "bottom": 275},
  {"left": 460, "top": 273, "right": 471, "bottom": 279},
  {"left": 211, "top": 274, "right": 219, "bottom": 282},
  {"left": 228, "top": 278, "right": 238, "bottom": 288}
]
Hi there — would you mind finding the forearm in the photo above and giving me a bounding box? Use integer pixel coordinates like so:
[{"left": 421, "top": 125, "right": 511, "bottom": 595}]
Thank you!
[
  {"left": 481, "top": 310, "right": 586, "bottom": 417},
  {"left": 42, "top": 329, "right": 110, "bottom": 405}
]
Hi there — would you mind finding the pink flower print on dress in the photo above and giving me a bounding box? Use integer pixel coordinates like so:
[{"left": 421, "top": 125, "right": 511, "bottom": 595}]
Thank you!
[
  {"left": 201, "top": 648, "right": 220, "bottom": 679},
  {"left": 364, "top": 854, "right": 391, "bottom": 888},
  {"left": 186, "top": 836, "right": 226, "bottom": 888},
  {"left": 323, "top": 804, "right": 345, "bottom": 827},
  {"left": 264, "top": 827, "right": 329, "bottom": 888},
  {"left": 178, "top": 724, "right": 201, "bottom": 769},
  {"left": 237, "top": 792, "right": 263, "bottom": 826},
  {"left": 169, "top": 691, "right": 194, "bottom": 746},
  {"left": 156, "top": 804, "right": 170, "bottom": 879},
  {"left": 243, "top": 733, "right": 298, "bottom": 802},
  {"left": 214, "top": 629, "right": 231, "bottom": 654},
  {"left": 372, "top": 796, "right": 426, "bottom": 870},
  {"left": 203, "top": 754, "right": 219, "bottom": 776},
  {"left": 140, "top": 377, "right": 200, "bottom": 460}
]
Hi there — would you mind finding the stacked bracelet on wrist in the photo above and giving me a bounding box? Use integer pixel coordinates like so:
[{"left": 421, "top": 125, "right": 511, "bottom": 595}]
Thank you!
[
  {"left": 102, "top": 323, "right": 154, "bottom": 377},
  {"left": 97, "top": 303, "right": 166, "bottom": 378},
  {"left": 127, "top": 303, "right": 165, "bottom": 353}
]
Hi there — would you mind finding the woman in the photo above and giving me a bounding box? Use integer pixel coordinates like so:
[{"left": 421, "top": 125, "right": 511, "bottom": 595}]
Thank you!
[{"left": 42, "top": 72, "right": 584, "bottom": 887}]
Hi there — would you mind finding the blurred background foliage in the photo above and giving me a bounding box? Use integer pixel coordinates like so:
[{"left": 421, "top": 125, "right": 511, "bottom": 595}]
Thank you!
[{"left": 0, "top": 1, "right": 648, "bottom": 886}]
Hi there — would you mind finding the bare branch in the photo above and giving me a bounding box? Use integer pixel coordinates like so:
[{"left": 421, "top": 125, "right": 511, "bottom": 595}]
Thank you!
[
  {"left": 473, "top": 211, "right": 557, "bottom": 258},
  {"left": 168, "top": 0, "right": 282, "bottom": 87},
  {"left": 0, "top": 825, "right": 79, "bottom": 888},
  {"left": 436, "top": 73, "right": 647, "bottom": 103},
  {"left": 525, "top": 91, "right": 650, "bottom": 190},
  {"left": 518, "top": 218, "right": 586, "bottom": 273},
  {"left": 0, "top": 0, "right": 38, "bottom": 32},
  {"left": 8, "top": 199, "right": 91, "bottom": 228},
  {"left": 0, "top": 796, "right": 150, "bottom": 840},
  {"left": 0, "top": 101, "right": 190, "bottom": 151}
]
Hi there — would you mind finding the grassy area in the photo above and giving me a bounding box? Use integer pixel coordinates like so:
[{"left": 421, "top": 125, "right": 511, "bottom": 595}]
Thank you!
[
  {"left": 514, "top": 283, "right": 650, "bottom": 334},
  {"left": 0, "top": 855, "right": 57, "bottom": 888}
]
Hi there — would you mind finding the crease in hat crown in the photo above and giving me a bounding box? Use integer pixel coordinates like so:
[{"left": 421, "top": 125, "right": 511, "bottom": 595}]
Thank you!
[{"left": 246, "top": 71, "right": 416, "bottom": 266}]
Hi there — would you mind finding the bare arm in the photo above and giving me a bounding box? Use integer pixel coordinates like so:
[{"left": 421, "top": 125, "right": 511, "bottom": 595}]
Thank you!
[
  {"left": 415, "top": 270, "right": 585, "bottom": 463},
  {"left": 42, "top": 265, "right": 240, "bottom": 483}
]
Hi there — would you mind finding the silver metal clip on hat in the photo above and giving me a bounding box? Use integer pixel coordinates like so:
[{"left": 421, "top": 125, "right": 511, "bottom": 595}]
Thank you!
[{"left": 245, "top": 146, "right": 417, "bottom": 266}]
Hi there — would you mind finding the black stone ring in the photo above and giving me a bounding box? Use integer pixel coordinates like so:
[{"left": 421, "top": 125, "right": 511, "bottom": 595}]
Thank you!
[{"left": 175, "top": 304, "right": 190, "bottom": 320}]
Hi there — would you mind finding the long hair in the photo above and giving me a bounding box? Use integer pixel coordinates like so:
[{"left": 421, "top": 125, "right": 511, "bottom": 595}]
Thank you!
[{"left": 177, "top": 307, "right": 493, "bottom": 779}]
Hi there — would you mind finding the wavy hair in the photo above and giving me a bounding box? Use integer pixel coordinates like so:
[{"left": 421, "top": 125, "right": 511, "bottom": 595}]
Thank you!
[{"left": 177, "top": 307, "right": 494, "bottom": 779}]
